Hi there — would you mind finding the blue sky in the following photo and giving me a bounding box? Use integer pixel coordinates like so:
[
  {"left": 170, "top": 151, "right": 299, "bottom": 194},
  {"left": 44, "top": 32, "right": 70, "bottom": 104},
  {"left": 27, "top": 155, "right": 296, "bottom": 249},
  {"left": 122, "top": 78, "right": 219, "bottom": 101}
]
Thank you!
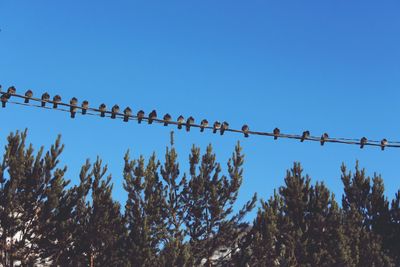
[{"left": 1, "top": 1, "right": 399, "bottom": 213}]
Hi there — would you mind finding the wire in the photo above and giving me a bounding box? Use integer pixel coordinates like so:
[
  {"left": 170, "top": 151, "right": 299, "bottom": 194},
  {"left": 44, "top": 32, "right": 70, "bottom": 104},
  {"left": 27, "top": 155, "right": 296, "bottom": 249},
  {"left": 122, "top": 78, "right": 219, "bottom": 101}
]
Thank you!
[{"left": 1, "top": 90, "right": 399, "bottom": 149}]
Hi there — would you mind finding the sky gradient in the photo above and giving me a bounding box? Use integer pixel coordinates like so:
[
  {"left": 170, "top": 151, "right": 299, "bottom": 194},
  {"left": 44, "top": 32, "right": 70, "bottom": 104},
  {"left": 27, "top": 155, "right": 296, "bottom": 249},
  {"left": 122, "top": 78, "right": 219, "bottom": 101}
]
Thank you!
[{"left": 1, "top": 1, "right": 399, "bottom": 213}]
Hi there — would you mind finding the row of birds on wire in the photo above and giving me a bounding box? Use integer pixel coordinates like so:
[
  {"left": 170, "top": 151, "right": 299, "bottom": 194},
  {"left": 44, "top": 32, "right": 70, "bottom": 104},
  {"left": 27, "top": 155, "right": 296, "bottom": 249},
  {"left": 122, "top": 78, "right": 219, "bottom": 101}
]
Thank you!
[{"left": 1, "top": 85, "right": 398, "bottom": 150}]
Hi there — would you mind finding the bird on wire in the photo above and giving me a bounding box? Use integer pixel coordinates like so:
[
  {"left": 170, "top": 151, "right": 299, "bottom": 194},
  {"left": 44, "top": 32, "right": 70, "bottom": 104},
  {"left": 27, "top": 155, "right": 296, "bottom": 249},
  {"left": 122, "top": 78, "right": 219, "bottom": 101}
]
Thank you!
[
  {"left": 123, "top": 107, "right": 132, "bottom": 122},
  {"left": 242, "top": 124, "right": 249, "bottom": 138},
  {"left": 200, "top": 119, "right": 209, "bottom": 132},
  {"left": 70, "top": 97, "right": 78, "bottom": 118},
  {"left": 186, "top": 116, "right": 195, "bottom": 132},
  {"left": 163, "top": 113, "right": 172, "bottom": 126}
]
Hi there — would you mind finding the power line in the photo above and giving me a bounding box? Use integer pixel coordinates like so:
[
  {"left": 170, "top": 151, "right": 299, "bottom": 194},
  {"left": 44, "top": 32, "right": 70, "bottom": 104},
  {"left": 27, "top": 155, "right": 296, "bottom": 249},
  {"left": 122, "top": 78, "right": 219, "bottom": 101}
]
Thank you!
[{"left": 1, "top": 86, "right": 398, "bottom": 150}]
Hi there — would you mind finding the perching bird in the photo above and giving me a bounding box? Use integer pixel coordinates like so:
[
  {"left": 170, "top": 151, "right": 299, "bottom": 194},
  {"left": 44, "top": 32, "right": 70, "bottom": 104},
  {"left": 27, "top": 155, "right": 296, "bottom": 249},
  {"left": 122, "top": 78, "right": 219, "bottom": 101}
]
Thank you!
[
  {"left": 148, "top": 110, "right": 157, "bottom": 124},
  {"left": 163, "top": 114, "right": 172, "bottom": 126},
  {"left": 24, "top": 90, "right": 33, "bottom": 103},
  {"left": 186, "top": 116, "right": 195, "bottom": 132},
  {"left": 111, "top": 105, "right": 120, "bottom": 119},
  {"left": 381, "top": 139, "right": 388, "bottom": 151},
  {"left": 301, "top": 131, "right": 310, "bottom": 142},
  {"left": 99, "top": 103, "right": 107, "bottom": 117},
  {"left": 1, "top": 94, "right": 7, "bottom": 108},
  {"left": 70, "top": 97, "right": 78, "bottom": 118},
  {"left": 123, "top": 107, "right": 132, "bottom": 122},
  {"left": 360, "top": 137, "right": 368, "bottom": 149},
  {"left": 320, "top": 133, "right": 329, "bottom": 146},
  {"left": 220, "top": 121, "right": 229, "bottom": 135},
  {"left": 177, "top": 115, "right": 185, "bottom": 129},
  {"left": 213, "top": 121, "right": 221, "bottom": 134},
  {"left": 53, "top": 95, "right": 61, "bottom": 108},
  {"left": 200, "top": 119, "right": 209, "bottom": 132},
  {"left": 273, "top": 128, "right": 280, "bottom": 140},
  {"left": 137, "top": 110, "right": 145, "bottom": 123},
  {"left": 41, "top": 93, "right": 50, "bottom": 107},
  {"left": 242, "top": 125, "right": 249, "bottom": 138},
  {"left": 7, "top": 86, "right": 16, "bottom": 98},
  {"left": 81, "top": 100, "right": 89, "bottom": 115}
]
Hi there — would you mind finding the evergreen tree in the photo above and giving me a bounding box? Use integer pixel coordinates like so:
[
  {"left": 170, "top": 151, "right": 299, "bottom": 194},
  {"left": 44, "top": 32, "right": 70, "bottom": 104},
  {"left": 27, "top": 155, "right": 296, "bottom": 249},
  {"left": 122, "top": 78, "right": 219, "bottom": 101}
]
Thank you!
[
  {"left": 67, "top": 158, "right": 126, "bottom": 266},
  {"left": 183, "top": 143, "right": 256, "bottom": 266},
  {"left": 341, "top": 163, "right": 393, "bottom": 266},
  {"left": 0, "top": 130, "right": 75, "bottom": 266},
  {"left": 123, "top": 152, "right": 166, "bottom": 266}
]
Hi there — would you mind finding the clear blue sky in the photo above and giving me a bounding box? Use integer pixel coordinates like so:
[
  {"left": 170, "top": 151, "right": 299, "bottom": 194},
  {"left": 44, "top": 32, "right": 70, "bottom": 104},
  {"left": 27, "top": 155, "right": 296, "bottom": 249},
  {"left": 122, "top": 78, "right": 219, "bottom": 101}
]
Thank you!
[{"left": 1, "top": 1, "right": 399, "bottom": 213}]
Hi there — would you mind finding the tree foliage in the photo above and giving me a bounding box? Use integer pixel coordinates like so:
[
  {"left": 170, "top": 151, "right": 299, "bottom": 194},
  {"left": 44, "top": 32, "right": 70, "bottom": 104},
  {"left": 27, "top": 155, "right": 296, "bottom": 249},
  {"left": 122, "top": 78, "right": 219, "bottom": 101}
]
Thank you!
[{"left": 0, "top": 130, "right": 399, "bottom": 266}]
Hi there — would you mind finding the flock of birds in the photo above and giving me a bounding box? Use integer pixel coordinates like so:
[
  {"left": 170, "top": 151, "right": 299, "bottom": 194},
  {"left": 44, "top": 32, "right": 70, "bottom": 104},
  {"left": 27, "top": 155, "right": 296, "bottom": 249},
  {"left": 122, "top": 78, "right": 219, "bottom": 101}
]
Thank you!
[{"left": 0, "top": 85, "right": 396, "bottom": 150}]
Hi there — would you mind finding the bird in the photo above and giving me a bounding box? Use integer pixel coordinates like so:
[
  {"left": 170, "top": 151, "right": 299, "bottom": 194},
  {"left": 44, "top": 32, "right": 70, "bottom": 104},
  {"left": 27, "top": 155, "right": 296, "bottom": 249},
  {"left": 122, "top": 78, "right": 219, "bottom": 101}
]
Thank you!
[
  {"left": 177, "top": 115, "right": 185, "bottom": 129},
  {"left": 24, "top": 90, "right": 33, "bottom": 103},
  {"left": 163, "top": 113, "right": 172, "bottom": 126},
  {"left": 220, "top": 121, "right": 229, "bottom": 135},
  {"left": 41, "top": 93, "right": 50, "bottom": 107},
  {"left": 320, "top": 133, "right": 329, "bottom": 146},
  {"left": 7, "top": 86, "right": 16, "bottom": 98},
  {"left": 99, "top": 104, "right": 107, "bottom": 117},
  {"left": 123, "top": 107, "right": 132, "bottom": 122},
  {"left": 148, "top": 110, "right": 157, "bottom": 124},
  {"left": 70, "top": 97, "right": 78, "bottom": 118},
  {"left": 137, "top": 110, "right": 145, "bottom": 123},
  {"left": 200, "top": 119, "right": 209, "bottom": 132},
  {"left": 242, "top": 125, "right": 249, "bottom": 138},
  {"left": 111, "top": 105, "right": 120, "bottom": 119},
  {"left": 213, "top": 121, "right": 221, "bottom": 134},
  {"left": 381, "top": 139, "right": 388, "bottom": 151},
  {"left": 273, "top": 128, "right": 280, "bottom": 140},
  {"left": 301, "top": 131, "right": 310, "bottom": 142},
  {"left": 52, "top": 95, "right": 61, "bottom": 108},
  {"left": 81, "top": 100, "right": 89, "bottom": 115},
  {"left": 360, "top": 137, "right": 368, "bottom": 149},
  {"left": 1, "top": 94, "right": 7, "bottom": 108},
  {"left": 186, "top": 116, "right": 195, "bottom": 132}
]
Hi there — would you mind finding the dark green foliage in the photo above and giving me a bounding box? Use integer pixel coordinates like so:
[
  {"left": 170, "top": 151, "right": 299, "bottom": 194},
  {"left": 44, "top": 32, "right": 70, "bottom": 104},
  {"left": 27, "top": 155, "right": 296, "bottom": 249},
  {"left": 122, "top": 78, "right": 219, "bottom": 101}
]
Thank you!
[{"left": 1, "top": 130, "right": 400, "bottom": 266}]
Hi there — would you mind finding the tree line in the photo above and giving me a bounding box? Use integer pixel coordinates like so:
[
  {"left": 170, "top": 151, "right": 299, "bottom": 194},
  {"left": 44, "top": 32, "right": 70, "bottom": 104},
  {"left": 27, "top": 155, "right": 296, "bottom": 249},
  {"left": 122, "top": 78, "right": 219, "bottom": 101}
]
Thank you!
[{"left": 0, "top": 130, "right": 399, "bottom": 266}]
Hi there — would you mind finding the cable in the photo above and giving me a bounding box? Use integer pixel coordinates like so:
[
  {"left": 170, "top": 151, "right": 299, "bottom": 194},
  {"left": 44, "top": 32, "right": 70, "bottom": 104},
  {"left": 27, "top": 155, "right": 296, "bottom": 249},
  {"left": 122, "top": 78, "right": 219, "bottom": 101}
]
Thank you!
[{"left": 1, "top": 88, "right": 399, "bottom": 150}]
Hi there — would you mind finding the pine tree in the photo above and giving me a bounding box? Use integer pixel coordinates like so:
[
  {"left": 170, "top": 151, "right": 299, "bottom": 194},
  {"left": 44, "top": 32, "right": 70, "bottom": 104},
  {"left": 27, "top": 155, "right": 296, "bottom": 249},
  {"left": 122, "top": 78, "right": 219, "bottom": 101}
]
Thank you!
[
  {"left": 183, "top": 143, "right": 256, "bottom": 266},
  {"left": 66, "top": 158, "right": 126, "bottom": 266},
  {"left": 341, "top": 163, "right": 393, "bottom": 266},
  {"left": 159, "top": 145, "right": 191, "bottom": 267},
  {"left": 123, "top": 152, "right": 166, "bottom": 266},
  {"left": 0, "top": 130, "right": 76, "bottom": 266}
]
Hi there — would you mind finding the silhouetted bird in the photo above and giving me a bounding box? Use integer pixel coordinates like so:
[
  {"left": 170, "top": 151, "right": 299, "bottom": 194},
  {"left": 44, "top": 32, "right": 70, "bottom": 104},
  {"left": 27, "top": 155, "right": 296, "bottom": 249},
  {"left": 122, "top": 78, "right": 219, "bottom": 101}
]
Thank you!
[
  {"left": 360, "top": 137, "right": 368, "bottom": 149},
  {"left": 177, "top": 115, "right": 185, "bottom": 129},
  {"left": 82, "top": 100, "right": 89, "bottom": 115},
  {"left": 1, "top": 94, "right": 7, "bottom": 108},
  {"left": 7, "top": 86, "right": 16, "bottom": 97},
  {"left": 213, "top": 121, "right": 221, "bottom": 134},
  {"left": 123, "top": 107, "right": 132, "bottom": 122},
  {"left": 242, "top": 125, "right": 249, "bottom": 137},
  {"left": 53, "top": 95, "right": 61, "bottom": 108},
  {"left": 137, "top": 110, "right": 145, "bottom": 123},
  {"left": 273, "top": 128, "right": 280, "bottom": 140},
  {"left": 381, "top": 139, "right": 388, "bottom": 151},
  {"left": 163, "top": 114, "right": 172, "bottom": 126},
  {"left": 320, "top": 133, "right": 329, "bottom": 146},
  {"left": 111, "top": 105, "right": 120, "bottom": 119},
  {"left": 148, "top": 110, "right": 157, "bottom": 124},
  {"left": 99, "top": 104, "right": 107, "bottom": 117},
  {"left": 24, "top": 90, "right": 33, "bottom": 103},
  {"left": 186, "top": 116, "right": 195, "bottom": 132},
  {"left": 70, "top": 97, "right": 78, "bottom": 118},
  {"left": 220, "top": 121, "right": 229, "bottom": 135},
  {"left": 200, "top": 119, "right": 209, "bottom": 132},
  {"left": 41, "top": 93, "right": 50, "bottom": 107},
  {"left": 301, "top": 131, "right": 310, "bottom": 142}
]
